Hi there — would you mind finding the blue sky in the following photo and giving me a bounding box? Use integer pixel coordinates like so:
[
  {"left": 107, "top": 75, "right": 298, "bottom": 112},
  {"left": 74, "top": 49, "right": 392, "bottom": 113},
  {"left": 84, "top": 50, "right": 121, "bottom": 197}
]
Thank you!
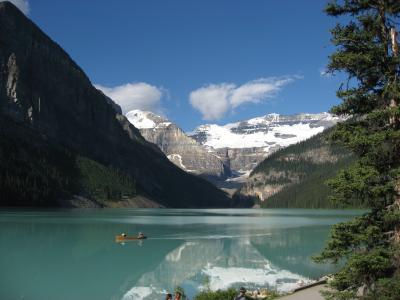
[{"left": 10, "top": 0, "right": 343, "bottom": 131}]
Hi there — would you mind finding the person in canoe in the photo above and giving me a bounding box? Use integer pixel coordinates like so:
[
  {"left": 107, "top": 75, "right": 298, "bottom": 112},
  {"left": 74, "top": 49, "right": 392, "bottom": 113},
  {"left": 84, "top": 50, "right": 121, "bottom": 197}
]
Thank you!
[{"left": 115, "top": 232, "right": 146, "bottom": 241}]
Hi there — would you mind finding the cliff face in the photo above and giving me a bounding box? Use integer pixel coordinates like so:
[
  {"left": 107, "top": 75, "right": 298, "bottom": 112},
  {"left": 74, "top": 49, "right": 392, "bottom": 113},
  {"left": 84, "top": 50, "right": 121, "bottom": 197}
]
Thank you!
[
  {"left": 189, "top": 113, "right": 341, "bottom": 176},
  {"left": 0, "top": 1, "right": 230, "bottom": 208},
  {"left": 126, "top": 110, "right": 229, "bottom": 179},
  {"left": 212, "top": 147, "right": 278, "bottom": 174}
]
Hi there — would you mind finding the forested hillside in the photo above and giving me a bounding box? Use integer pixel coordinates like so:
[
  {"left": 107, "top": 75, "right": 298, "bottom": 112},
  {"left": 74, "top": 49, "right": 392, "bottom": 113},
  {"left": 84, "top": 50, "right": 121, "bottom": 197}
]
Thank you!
[
  {"left": 235, "top": 128, "right": 363, "bottom": 208},
  {"left": 0, "top": 116, "right": 138, "bottom": 207}
]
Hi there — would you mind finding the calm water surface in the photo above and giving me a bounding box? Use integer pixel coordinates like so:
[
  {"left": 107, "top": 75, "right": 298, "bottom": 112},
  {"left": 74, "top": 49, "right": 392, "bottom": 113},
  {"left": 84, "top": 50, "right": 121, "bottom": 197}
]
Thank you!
[{"left": 0, "top": 208, "right": 364, "bottom": 300}]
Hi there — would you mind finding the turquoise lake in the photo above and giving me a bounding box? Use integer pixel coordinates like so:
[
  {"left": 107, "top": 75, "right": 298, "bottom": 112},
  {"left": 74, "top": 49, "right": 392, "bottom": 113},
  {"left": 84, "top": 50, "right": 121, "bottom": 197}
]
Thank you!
[{"left": 0, "top": 209, "right": 364, "bottom": 300}]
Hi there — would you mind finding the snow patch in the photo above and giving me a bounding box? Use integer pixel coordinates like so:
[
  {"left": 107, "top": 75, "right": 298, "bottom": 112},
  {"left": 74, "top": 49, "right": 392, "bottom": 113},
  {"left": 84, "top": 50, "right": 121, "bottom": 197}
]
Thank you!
[
  {"left": 126, "top": 110, "right": 156, "bottom": 129},
  {"left": 167, "top": 154, "right": 197, "bottom": 172},
  {"left": 226, "top": 170, "right": 251, "bottom": 182},
  {"left": 167, "top": 154, "right": 186, "bottom": 170},
  {"left": 198, "top": 123, "right": 324, "bottom": 149},
  {"left": 190, "top": 112, "right": 341, "bottom": 150}
]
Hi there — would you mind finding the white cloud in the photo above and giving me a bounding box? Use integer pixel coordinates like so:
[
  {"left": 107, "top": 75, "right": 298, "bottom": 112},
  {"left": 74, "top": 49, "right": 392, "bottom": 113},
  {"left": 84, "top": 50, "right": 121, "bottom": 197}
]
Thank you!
[
  {"left": 1, "top": 0, "right": 30, "bottom": 15},
  {"left": 190, "top": 76, "right": 299, "bottom": 120},
  {"left": 230, "top": 78, "right": 294, "bottom": 109},
  {"left": 95, "top": 82, "right": 164, "bottom": 114},
  {"left": 189, "top": 83, "right": 234, "bottom": 121}
]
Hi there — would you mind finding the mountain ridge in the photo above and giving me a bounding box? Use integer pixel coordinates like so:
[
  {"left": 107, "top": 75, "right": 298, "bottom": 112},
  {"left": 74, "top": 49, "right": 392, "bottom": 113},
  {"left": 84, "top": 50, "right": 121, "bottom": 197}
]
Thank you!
[
  {"left": 0, "top": 1, "right": 230, "bottom": 208},
  {"left": 190, "top": 112, "right": 340, "bottom": 149},
  {"left": 123, "top": 108, "right": 342, "bottom": 181},
  {"left": 126, "top": 109, "right": 229, "bottom": 179},
  {"left": 190, "top": 112, "right": 342, "bottom": 183}
]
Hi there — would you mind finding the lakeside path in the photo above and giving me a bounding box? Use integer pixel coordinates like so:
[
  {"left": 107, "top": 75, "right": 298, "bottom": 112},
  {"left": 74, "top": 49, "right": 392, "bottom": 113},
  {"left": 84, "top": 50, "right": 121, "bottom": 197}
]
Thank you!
[{"left": 278, "top": 284, "right": 326, "bottom": 300}]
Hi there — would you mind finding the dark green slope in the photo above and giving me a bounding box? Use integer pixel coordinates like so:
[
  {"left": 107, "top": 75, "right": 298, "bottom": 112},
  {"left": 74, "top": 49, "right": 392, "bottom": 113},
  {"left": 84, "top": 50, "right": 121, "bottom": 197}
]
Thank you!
[
  {"left": 0, "top": 115, "right": 139, "bottom": 206},
  {"left": 0, "top": 1, "right": 229, "bottom": 208},
  {"left": 235, "top": 128, "right": 363, "bottom": 208}
]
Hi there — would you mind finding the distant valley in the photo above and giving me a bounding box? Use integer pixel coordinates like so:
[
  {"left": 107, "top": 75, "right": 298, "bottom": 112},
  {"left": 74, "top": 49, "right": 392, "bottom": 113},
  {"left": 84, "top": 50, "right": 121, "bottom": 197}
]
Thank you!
[{"left": 126, "top": 109, "right": 341, "bottom": 192}]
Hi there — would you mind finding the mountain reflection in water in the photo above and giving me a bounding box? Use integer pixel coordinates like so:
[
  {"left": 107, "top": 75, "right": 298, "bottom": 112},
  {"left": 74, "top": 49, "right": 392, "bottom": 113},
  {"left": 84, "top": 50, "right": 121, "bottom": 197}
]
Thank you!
[
  {"left": 0, "top": 209, "right": 363, "bottom": 300},
  {"left": 120, "top": 226, "right": 333, "bottom": 300}
]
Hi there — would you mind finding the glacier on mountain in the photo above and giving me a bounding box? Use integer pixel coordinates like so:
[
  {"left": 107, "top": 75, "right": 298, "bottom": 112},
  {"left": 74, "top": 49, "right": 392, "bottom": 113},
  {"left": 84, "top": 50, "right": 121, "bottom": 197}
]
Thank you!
[{"left": 126, "top": 110, "right": 341, "bottom": 184}]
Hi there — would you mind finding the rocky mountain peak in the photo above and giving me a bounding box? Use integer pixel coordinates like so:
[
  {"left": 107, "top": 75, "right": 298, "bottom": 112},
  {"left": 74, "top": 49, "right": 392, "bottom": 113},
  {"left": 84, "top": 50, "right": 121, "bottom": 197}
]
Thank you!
[
  {"left": 186, "top": 112, "right": 343, "bottom": 184},
  {"left": 124, "top": 109, "right": 229, "bottom": 179},
  {"left": 190, "top": 112, "right": 341, "bottom": 150},
  {"left": 122, "top": 109, "right": 342, "bottom": 193},
  {"left": 126, "top": 110, "right": 170, "bottom": 129}
]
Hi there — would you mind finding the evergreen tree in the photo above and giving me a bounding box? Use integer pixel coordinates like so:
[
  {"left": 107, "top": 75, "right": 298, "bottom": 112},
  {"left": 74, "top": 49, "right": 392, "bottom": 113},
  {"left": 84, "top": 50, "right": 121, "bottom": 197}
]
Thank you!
[{"left": 314, "top": 1, "right": 400, "bottom": 299}]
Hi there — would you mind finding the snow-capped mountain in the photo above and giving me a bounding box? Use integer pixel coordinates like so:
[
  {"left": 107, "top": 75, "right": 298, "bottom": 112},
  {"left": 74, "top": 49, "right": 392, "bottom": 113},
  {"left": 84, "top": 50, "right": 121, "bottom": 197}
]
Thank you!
[
  {"left": 189, "top": 113, "right": 341, "bottom": 174},
  {"left": 126, "top": 110, "right": 172, "bottom": 129},
  {"left": 126, "top": 110, "right": 342, "bottom": 183},
  {"left": 190, "top": 113, "right": 340, "bottom": 150},
  {"left": 126, "top": 110, "right": 229, "bottom": 179}
]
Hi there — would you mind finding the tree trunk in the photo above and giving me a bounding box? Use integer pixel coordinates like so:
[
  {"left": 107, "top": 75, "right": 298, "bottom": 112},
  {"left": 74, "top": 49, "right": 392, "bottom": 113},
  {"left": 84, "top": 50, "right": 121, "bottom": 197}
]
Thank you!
[
  {"left": 394, "top": 183, "right": 400, "bottom": 243},
  {"left": 393, "top": 183, "right": 400, "bottom": 273},
  {"left": 391, "top": 27, "right": 399, "bottom": 56},
  {"left": 390, "top": 27, "right": 399, "bottom": 126},
  {"left": 389, "top": 27, "right": 400, "bottom": 270}
]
